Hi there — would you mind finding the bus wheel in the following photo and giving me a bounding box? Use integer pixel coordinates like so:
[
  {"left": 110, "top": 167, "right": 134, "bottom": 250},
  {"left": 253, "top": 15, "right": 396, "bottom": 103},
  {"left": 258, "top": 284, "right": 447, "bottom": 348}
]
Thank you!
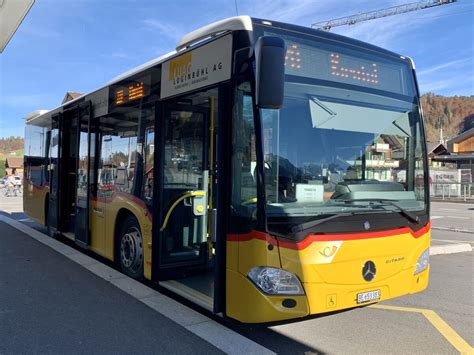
[{"left": 118, "top": 216, "right": 144, "bottom": 280}]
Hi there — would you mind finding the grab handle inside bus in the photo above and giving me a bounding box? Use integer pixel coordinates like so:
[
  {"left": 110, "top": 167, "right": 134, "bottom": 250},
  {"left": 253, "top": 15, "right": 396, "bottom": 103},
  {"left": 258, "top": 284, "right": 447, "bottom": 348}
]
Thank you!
[
  {"left": 160, "top": 191, "right": 206, "bottom": 232},
  {"left": 254, "top": 36, "right": 286, "bottom": 109}
]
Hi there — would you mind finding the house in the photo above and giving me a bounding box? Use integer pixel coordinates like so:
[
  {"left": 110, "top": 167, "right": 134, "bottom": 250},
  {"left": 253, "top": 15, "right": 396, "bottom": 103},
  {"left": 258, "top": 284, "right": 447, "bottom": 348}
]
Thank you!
[
  {"left": 427, "top": 142, "right": 449, "bottom": 168},
  {"left": 447, "top": 128, "right": 474, "bottom": 154},
  {"left": 431, "top": 128, "right": 474, "bottom": 181},
  {"left": 62, "top": 92, "right": 84, "bottom": 104},
  {"left": 5, "top": 157, "right": 23, "bottom": 176}
]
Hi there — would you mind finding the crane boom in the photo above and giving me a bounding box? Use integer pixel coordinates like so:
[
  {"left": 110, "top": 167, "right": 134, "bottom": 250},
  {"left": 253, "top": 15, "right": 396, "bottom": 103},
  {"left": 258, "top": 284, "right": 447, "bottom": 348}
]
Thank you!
[{"left": 312, "top": 0, "right": 457, "bottom": 31}]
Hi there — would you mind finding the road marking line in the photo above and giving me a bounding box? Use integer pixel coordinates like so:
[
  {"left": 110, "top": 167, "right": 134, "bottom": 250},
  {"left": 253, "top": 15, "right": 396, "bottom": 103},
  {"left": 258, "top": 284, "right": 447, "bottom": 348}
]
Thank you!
[
  {"left": 439, "top": 208, "right": 458, "bottom": 211},
  {"left": 431, "top": 226, "right": 474, "bottom": 234},
  {"left": 433, "top": 239, "right": 474, "bottom": 245},
  {"left": 371, "top": 305, "right": 473, "bottom": 354},
  {"left": 431, "top": 216, "right": 443, "bottom": 220},
  {"left": 446, "top": 216, "right": 470, "bottom": 220},
  {"left": 430, "top": 243, "right": 472, "bottom": 255},
  {"left": 423, "top": 310, "right": 474, "bottom": 355}
]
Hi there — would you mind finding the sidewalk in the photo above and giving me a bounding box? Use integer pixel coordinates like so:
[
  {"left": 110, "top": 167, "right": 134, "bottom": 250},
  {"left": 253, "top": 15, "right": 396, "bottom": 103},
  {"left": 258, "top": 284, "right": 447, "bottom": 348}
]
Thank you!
[
  {"left": 0, "top": 220, "right": 222, "bottom": 353},
  {"left": 0, "top": 217, "right": 271, "bottom": 354}
]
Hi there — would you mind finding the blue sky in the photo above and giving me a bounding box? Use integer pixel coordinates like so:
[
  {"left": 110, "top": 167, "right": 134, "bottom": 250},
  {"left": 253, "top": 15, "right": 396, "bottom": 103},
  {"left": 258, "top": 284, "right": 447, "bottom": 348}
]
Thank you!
[{"left": 0, "top": 0, "right": 472, "bottom": 138}]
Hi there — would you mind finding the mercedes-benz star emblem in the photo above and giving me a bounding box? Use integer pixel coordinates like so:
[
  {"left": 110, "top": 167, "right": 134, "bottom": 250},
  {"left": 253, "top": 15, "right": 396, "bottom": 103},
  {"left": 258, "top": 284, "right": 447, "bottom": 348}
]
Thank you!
[
  {"left": 362, "top": 261, "right": 376, "bottom": 282},
  {"left": 364, "top": 221, "right": 371, "bottom": 230}
]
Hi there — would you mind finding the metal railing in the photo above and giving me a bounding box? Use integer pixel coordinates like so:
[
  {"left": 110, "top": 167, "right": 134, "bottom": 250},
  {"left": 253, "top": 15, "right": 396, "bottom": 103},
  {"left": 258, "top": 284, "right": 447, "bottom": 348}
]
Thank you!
[{"left": 430, "top": 183, "right": 473, "bottom": 201}]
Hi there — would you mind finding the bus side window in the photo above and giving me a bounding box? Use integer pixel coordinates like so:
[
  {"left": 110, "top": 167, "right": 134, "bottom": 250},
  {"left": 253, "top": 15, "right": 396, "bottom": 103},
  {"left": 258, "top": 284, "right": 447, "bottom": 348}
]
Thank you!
[
  {"left": 143, "top": 128, "right": 154, "bottom": 203},
  {"left": 231, "top": 84, "right": 257, "bottom": 220}
]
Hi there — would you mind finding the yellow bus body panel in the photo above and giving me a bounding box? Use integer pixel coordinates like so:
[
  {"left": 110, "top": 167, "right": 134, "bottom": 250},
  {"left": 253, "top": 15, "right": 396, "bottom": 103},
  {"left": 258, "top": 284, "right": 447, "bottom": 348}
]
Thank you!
[
  {"left": 89, "top": 192, "right": 153, "bottom": 280},
  {"left": 227, "top": 225, "right": 430, "bottom": 323},
  {"left": 23, "top": 183, "right": 153, "bottom": 280},
  {"left": 23, "top": 181, "right": 48, "bottom": 225}
]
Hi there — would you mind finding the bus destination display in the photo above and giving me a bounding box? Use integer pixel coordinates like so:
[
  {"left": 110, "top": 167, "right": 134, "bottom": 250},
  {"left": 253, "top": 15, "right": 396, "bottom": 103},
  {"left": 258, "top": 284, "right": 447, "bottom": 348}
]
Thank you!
[
  {"left": 114, "top": 76, "right": 150, "bottom": 105},
  {"left": 268, "top": 31, "right": 410, "bottom": 96}
]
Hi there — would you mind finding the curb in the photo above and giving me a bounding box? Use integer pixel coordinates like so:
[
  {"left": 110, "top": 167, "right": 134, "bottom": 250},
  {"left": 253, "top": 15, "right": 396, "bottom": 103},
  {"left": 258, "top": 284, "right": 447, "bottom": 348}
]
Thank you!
[
  {"left": 0, "top": 214, "right": 274, "bottom": 355},
  {"left": 431, "top": 226, "right": 474, "bottom": 234},
  {"left": 430, "top": 243, "right": 472, "bottom": 256}
]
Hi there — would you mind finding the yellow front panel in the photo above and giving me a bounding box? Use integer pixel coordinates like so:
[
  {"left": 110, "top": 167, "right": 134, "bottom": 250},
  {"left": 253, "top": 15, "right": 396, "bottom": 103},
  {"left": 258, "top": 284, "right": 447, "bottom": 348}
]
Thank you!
[
  {"left": 281, "top": 227, "right": 430, "bottom": 315},
  {"left": 226, "top": 269, "right": 309, "bottom": 323},
  {"left": 226, "top": 225, "right": 430, "bottom": 323},
  {"left": 280, "top": 231, "right": 430, "bottom": 284}
]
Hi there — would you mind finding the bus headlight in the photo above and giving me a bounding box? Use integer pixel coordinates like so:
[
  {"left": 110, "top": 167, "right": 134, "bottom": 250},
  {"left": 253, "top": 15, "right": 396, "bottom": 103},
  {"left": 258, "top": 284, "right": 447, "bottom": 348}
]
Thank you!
[
  {"left": 247, "top": 267, "right": 304, "bottom": 295},
  {"left": 414, "top": 248, "right": 429, "bottom": 275}
]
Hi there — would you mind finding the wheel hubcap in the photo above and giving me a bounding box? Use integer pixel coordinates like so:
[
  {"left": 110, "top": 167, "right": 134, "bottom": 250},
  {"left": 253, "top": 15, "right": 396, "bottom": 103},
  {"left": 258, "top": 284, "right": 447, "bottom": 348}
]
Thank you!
[{"left": 120, "top": 226, "right": 143, "bottom": 273}]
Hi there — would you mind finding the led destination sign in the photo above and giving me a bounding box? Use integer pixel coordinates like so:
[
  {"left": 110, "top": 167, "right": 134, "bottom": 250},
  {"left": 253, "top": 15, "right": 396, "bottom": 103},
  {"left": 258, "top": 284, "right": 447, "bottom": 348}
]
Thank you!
[
  {"left": 268, "top": 31, "right": 412, "bottom": 96},
  {"left": 114, "top": 76, "right": 150, "bottom": 106}
]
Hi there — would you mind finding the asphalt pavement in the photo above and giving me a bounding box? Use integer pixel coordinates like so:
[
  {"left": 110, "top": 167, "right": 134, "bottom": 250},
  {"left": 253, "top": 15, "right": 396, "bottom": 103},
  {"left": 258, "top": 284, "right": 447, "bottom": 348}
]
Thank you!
[
  {"left": 0, "top": 221, "right": 223, "bottom": 354},
  {"left": 431, "top": 201, "right": 474, "bottom": 233}
]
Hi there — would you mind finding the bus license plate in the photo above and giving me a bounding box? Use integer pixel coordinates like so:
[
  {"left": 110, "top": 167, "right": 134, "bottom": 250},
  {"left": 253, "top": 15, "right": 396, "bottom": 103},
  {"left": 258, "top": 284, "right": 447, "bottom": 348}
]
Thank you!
[{"left": 357, "top": 290, "right": 381, "bottom": 304}]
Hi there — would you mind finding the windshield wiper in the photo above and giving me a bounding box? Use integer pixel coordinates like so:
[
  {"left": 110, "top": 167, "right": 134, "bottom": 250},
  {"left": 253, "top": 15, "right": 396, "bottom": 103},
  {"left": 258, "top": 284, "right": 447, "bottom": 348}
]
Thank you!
[
  {"left": 291, "top": 212, "right": 361, "bottom": 234},
  {"left": 336, "top": 198, "right": 420, "bottom": 224}
]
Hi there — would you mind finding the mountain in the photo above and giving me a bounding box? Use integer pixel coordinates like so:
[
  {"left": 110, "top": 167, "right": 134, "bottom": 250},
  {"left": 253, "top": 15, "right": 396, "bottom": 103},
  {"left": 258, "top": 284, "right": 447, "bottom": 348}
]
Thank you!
[{"left": 420, "top": 93, "right": 474, "bottom": 144}]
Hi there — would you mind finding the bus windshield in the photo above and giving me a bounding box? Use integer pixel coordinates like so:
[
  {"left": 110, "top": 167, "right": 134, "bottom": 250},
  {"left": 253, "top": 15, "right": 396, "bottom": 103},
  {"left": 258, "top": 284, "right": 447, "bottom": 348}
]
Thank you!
[{"left": 261, "top": 31, "right": 426, "bottom": 219}]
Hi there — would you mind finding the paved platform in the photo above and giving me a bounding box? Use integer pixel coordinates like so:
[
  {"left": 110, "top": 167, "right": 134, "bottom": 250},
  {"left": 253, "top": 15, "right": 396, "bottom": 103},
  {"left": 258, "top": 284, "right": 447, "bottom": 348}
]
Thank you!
[
  {"left": 0, "top": 218, "right": 272, "bottom": 354},
  {"left": 0, "top": 221, "right": 223, "bottom": 353}
]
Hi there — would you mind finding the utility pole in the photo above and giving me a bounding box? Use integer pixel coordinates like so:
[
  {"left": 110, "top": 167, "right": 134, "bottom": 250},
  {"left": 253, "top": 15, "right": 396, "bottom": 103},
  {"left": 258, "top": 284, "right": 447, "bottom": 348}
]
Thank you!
[{"left": 312, "top": 0, "right": 457, "bottom": 31}]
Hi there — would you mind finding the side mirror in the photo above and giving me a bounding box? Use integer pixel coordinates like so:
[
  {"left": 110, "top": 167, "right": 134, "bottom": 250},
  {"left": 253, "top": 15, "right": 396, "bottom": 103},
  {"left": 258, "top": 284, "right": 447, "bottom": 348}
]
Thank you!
[{"left": 254, "top": 36, "right": 286, "bottom": 109}]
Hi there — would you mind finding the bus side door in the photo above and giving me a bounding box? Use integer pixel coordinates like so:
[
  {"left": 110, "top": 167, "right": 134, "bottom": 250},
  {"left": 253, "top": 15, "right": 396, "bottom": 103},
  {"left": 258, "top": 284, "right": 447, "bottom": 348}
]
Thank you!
[{"left": 75, "top": 101, "right": 94, "bottom": 248}]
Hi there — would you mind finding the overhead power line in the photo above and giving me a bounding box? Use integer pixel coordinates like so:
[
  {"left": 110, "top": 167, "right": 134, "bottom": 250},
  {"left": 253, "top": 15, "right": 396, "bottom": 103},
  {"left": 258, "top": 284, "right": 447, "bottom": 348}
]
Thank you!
[{"left": 311, "top": 0, "right": 457, "bottom": 31}]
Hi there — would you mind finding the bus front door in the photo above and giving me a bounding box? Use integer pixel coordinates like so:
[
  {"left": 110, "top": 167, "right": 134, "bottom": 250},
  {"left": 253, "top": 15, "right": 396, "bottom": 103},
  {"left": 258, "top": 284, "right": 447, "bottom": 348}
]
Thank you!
[
  {"left": 74, "top": 101, "right": 95, "bottom": 248},
  {"left": 158, "top": 102, "right": 214, "bottom": 310}
]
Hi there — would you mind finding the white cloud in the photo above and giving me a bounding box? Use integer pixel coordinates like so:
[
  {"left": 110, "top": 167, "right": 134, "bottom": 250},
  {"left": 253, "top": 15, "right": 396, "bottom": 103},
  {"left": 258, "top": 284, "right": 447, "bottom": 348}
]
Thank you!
[
  {"left": 419, "top": 73, "right": 474, "bottom": 95},
  {"left": 417, "top": 58, "right": 471, "bottom": 76},
  {"left": 142, "top": 19, "right": 182, "bottom": 41},
  {"left": 332, "top": 11, "right": 433, "bottom": 49},
  {"left": 20, "top": 25, "right": 62, "bottom": 39},
  {"left": 100, "top": 51, "right": 133, "bottom": 60}
]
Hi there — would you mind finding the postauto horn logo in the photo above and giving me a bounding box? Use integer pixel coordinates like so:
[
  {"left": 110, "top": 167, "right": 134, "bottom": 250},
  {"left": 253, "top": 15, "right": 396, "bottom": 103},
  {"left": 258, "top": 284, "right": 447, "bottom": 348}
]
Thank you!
[
  {"left": 168, "top": 51, "right": 216, "bottom": 86},
  {"left": 169, "top": 52, "right": 192, "bottom": 84}
]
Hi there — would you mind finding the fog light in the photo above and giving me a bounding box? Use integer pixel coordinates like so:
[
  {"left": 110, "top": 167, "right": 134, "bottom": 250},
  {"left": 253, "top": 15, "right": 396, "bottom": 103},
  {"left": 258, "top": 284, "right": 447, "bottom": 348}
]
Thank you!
[
  {"left": 414, "top": 248, "right": 429, "bottom": 275},
  {"left": 247, "top": 267, "right": 304, "bottom": 295}
]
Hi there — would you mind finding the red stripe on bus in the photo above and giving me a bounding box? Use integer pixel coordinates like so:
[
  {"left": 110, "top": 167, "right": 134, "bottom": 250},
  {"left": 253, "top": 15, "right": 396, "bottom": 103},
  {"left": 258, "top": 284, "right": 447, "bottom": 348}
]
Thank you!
[
  {"left": 227, "top": 222, "right": 431, "bottom": 251},
  {"left": 227, "top": 231, "right": 278, "bottom": 246}
]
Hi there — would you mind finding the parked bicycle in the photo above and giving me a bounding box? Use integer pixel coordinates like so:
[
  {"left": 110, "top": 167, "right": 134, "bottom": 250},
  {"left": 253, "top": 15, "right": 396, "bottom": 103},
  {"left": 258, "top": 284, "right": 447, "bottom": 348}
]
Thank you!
[{"left": 3, "top": 183, "right": 22, "bottom": 197}]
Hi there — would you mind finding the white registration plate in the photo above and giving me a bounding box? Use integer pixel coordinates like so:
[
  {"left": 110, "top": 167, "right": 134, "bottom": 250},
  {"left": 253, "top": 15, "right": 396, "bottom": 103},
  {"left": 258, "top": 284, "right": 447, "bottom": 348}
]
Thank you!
[{"left": 357, "top": 290, "right": 381, "bottom": 304}]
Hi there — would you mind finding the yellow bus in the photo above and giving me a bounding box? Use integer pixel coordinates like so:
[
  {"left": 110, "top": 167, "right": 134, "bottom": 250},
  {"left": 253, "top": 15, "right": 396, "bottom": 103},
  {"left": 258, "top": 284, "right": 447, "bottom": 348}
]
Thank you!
[{"left": 23, "top": 16, "right": 430, "bottom": 323}]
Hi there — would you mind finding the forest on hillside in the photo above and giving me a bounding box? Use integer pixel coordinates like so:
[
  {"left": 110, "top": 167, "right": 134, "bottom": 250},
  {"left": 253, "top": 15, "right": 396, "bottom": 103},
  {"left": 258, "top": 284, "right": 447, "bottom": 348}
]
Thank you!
[
  {"left": 421, "top": 93, "right": 474, "bottom": 144},
  {"left": 0, "top": 136, "right": 24, "bottom": 157}
]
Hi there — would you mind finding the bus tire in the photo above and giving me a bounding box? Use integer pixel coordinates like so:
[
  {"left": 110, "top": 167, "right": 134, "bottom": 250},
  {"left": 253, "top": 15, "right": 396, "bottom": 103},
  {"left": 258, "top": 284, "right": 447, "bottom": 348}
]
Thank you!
[{"left": 118, "top": 215, "right": 144, "bottom": 280}]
